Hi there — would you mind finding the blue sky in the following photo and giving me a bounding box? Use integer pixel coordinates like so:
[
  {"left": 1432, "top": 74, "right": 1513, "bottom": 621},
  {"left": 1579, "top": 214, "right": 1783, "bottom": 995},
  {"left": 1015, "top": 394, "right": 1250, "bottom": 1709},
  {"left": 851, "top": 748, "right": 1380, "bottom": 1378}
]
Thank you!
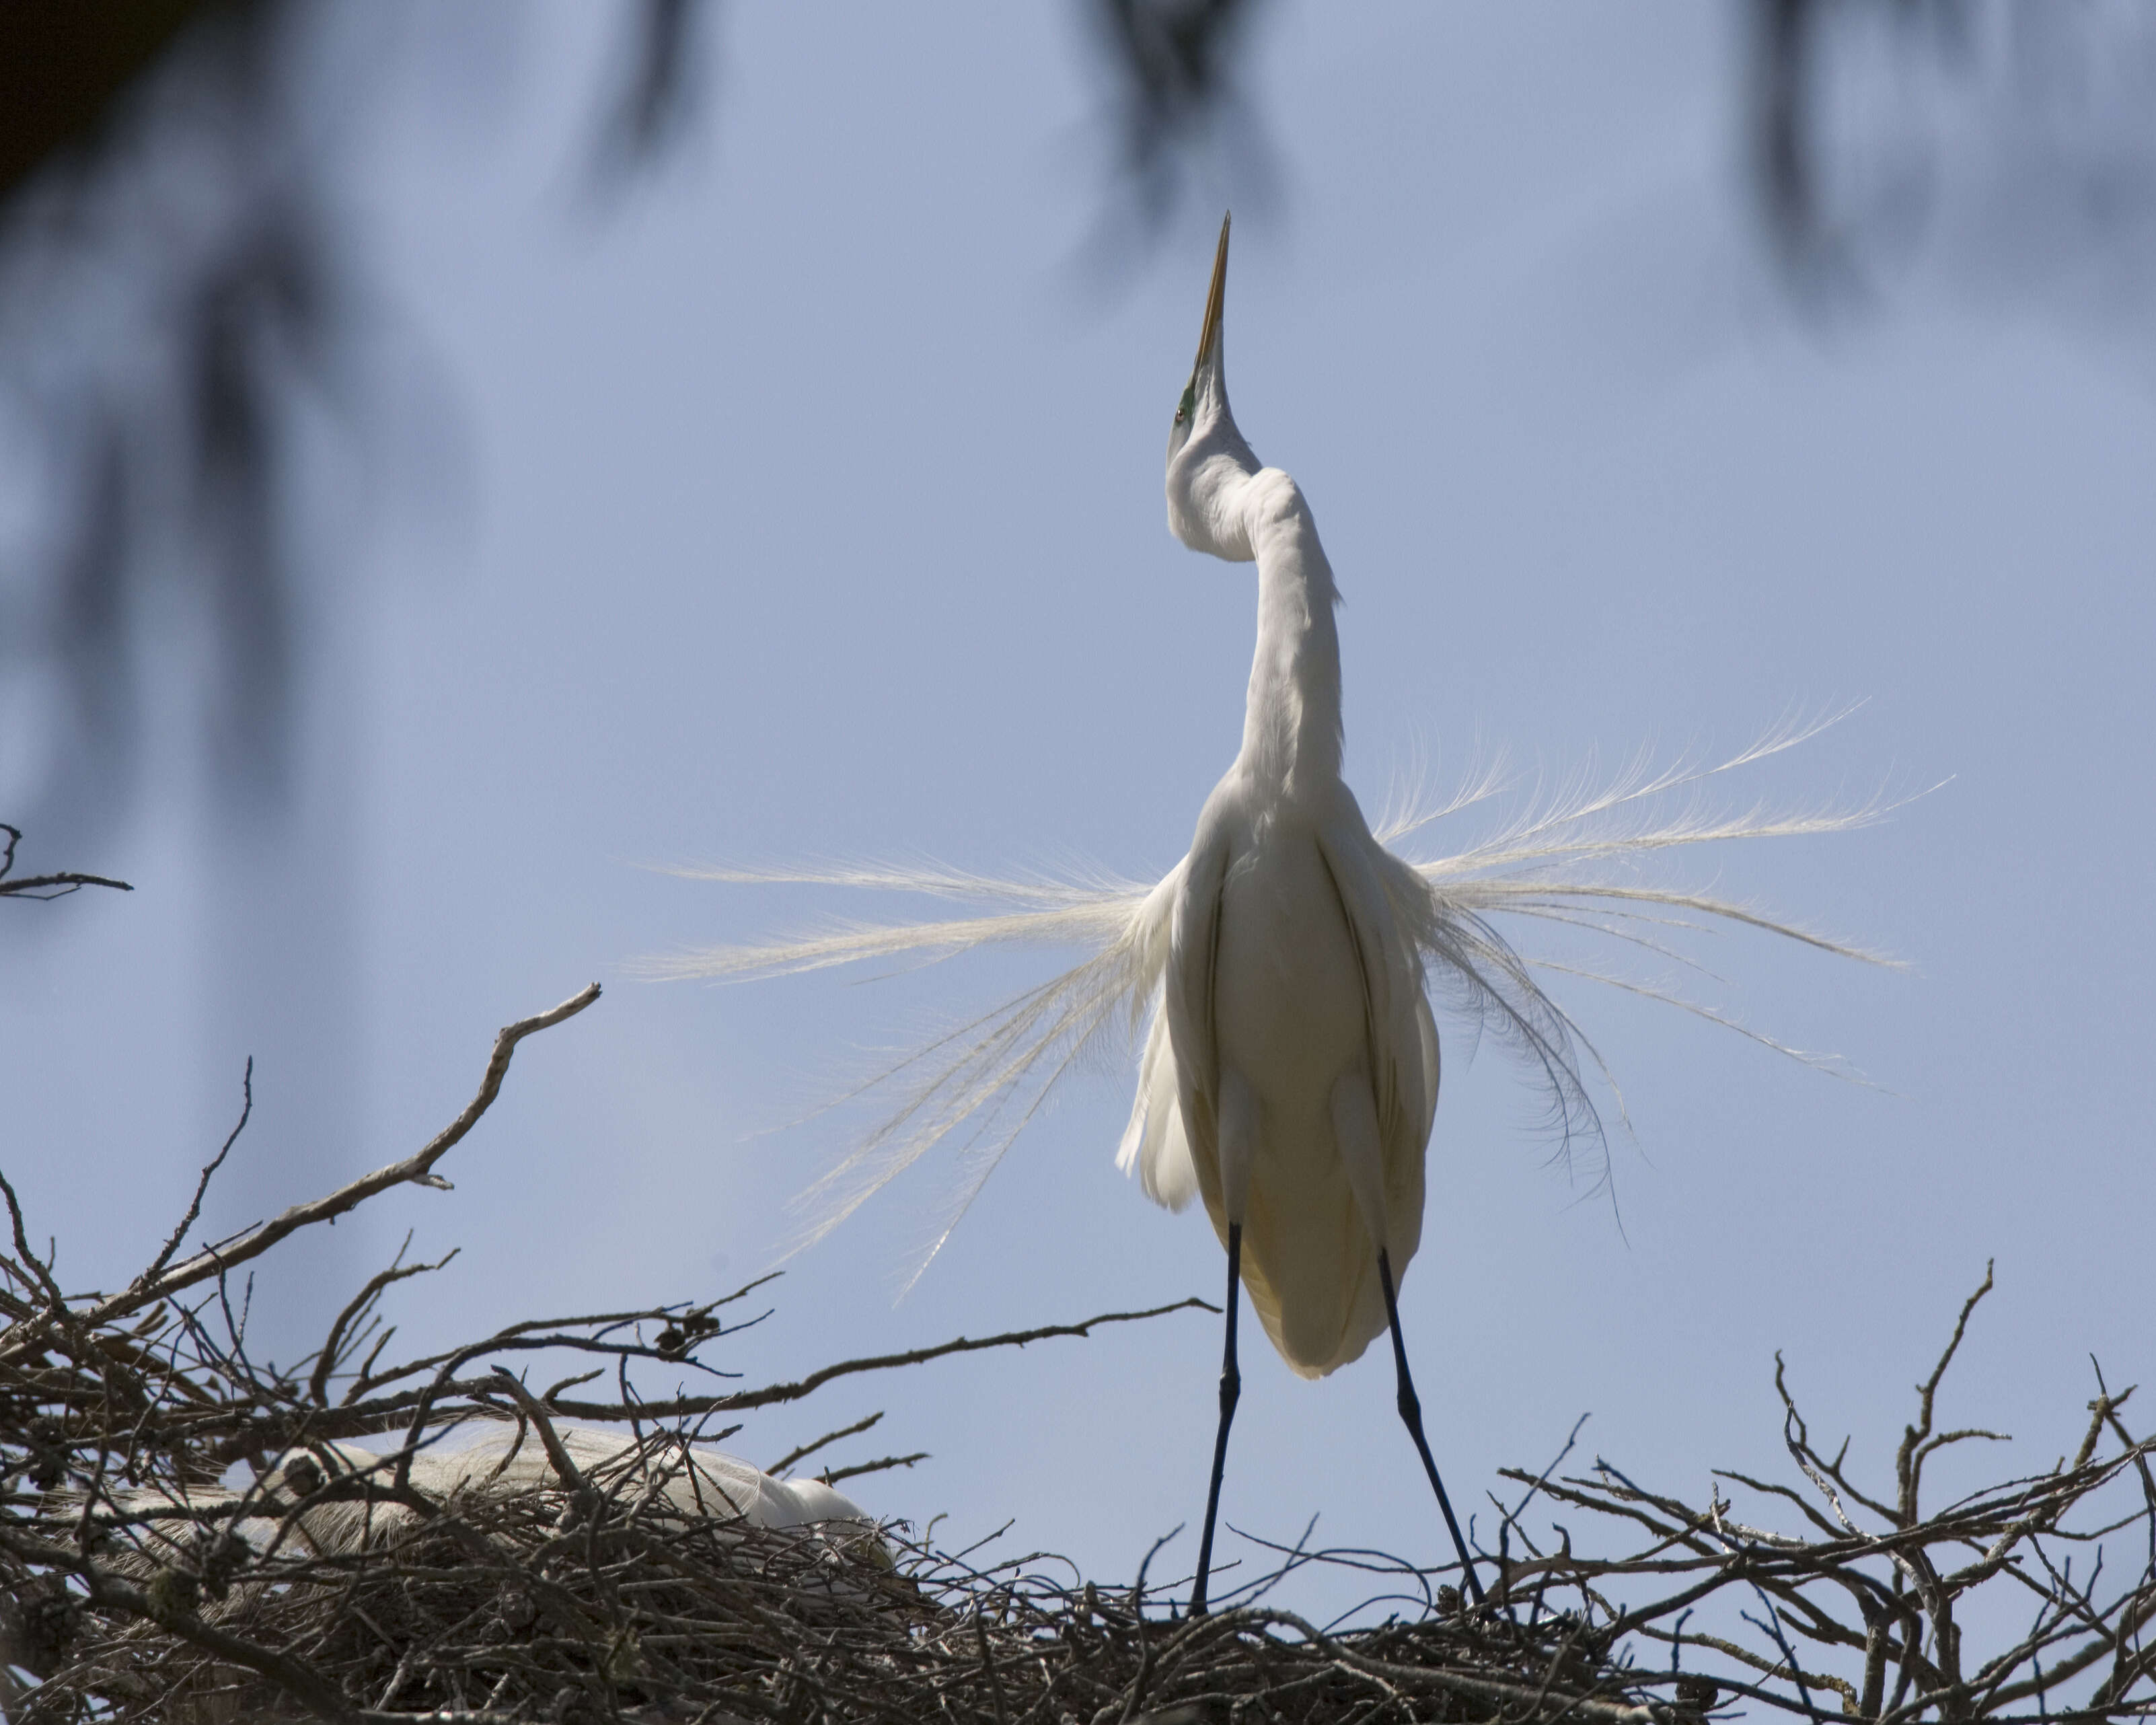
[{"left": 7, "top": 1, "right": 2154, "bottom": 1631}]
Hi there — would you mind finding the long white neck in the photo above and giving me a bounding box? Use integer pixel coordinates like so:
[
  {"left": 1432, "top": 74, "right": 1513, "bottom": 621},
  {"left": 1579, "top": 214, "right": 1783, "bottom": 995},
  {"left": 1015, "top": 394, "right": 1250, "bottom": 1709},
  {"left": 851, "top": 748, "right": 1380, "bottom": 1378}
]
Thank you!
[
  {"left": 1235, "top": 468, "right": 1343, "bottom": 792},
  {"left": 1166, "top": 361, "right": 1344, "bottom": 795}
]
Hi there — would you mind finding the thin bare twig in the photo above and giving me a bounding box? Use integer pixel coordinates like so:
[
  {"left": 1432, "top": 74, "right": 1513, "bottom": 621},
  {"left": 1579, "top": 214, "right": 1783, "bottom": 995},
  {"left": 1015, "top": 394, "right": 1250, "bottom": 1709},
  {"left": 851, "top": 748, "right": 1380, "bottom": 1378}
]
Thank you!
[
  {"left": 11, "top": 982, "right": 601, "bottom": 1351},
  {"left": 137, "top": 1059, "right": 256, "bottom": 1296},
  {"left": 0, "top": 822, "right": 134, "bottom": 898}
]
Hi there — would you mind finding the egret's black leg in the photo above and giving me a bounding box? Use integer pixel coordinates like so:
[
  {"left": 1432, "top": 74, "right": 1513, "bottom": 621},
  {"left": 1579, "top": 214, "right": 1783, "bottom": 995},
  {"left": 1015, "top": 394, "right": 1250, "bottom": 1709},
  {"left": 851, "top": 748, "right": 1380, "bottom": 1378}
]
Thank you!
[
  {"left": 1190, "top": 1223, "right": 1242, "bottom": 1617},
  {"left": 1377, "top": 1247, "right": 1485, "bottom": 1607}
]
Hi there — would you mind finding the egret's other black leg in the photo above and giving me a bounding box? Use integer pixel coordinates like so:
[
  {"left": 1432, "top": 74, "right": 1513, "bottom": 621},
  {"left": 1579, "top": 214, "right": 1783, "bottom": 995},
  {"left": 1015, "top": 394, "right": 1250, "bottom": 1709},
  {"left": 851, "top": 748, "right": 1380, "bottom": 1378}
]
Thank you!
[
  {"left": 1190, "top": 1222, "right": 1242, "bottom": 1617},
  {"left": 1378, "top": 1247, "right": 1485, "bottom": 1606}
]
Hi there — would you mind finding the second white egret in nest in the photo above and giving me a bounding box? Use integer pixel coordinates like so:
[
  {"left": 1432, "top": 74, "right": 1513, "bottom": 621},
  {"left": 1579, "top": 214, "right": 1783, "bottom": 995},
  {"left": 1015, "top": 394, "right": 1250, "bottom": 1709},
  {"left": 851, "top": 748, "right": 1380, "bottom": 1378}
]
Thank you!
[{"left": 651, "top": 215, "right": 1894, "bottom": 1613}]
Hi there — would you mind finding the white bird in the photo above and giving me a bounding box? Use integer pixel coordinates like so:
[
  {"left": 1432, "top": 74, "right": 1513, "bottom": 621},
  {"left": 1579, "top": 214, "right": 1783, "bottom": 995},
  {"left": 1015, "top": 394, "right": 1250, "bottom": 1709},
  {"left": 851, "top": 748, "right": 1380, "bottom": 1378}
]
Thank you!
[
  {"left": 109, "top": 1425, "right": 881, "bottom": 1570},
  {"left": 650, "top": 214, "right": 1892, "bottom": 1613}
]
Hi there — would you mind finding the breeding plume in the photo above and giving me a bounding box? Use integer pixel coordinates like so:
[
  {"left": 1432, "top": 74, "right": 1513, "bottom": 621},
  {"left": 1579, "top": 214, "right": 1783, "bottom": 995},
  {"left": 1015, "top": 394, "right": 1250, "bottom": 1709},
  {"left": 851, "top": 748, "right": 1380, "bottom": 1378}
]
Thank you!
[{"left": 653, "top": 215, "right": 1890, "bottom": 1612}]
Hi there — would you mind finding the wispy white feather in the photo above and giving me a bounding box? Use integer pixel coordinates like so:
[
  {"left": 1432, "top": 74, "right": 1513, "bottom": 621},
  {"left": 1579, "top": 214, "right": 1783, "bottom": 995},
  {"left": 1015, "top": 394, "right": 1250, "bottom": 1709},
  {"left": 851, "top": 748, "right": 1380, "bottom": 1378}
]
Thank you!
[{"left": 636, "top": 720, "right": 1906, "bottom": 1288}]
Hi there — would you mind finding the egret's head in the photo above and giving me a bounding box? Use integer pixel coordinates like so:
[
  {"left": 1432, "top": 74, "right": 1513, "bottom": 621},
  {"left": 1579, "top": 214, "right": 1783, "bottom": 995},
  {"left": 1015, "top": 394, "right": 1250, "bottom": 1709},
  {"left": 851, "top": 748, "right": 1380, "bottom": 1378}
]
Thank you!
[{"left": 1166, "top": 214, "right": 1259, "bottom": 558}]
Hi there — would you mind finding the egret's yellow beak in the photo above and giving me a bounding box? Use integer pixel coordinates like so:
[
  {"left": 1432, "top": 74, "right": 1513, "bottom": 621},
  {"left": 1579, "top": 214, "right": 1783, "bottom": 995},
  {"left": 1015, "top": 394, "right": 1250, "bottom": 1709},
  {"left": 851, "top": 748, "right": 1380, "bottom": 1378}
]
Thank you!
[{"left": 1190, "top": 211, "right": 1230, "bottom": 378}]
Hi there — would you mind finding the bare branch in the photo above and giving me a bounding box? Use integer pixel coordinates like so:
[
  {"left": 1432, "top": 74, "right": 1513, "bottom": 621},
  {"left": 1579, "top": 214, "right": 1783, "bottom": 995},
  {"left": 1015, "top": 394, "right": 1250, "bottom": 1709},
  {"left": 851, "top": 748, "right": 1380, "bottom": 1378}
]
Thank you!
[
  {"left": 308, "top": 1242, "right": 459, "bottom": 1407},
  {"left": 7, "top": 982, "right": 601, "bottom": 1352},
  {"left": 0, "top": 822, "right": 133, "bottom": 898},
  {"left": 137, "top": 1058, "right": 255, "bottom": 1295},
  {"left": 821, "top": 1451, "right": 928, "bottom": 1487},
  {"left": 1899, "top": 1259, "right": 1996, "bottom": 1521},
  {"left": 770, "top": 1409, "right": 884, "bottom": 1477}
]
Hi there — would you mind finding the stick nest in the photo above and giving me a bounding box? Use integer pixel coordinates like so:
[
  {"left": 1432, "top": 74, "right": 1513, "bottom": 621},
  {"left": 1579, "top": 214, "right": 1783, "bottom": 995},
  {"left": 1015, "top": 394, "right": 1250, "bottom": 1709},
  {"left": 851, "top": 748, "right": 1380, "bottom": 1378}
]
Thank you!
[{"left": 4, "top": 986, "right": 2153, "bottom": 1722}]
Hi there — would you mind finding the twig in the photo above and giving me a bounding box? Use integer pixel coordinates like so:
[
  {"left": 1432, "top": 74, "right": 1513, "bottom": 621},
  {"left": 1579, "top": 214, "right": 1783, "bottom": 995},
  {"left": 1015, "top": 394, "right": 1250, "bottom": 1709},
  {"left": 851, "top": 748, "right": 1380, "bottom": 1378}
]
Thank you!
[
  {"left": 541, "top": 1296, "right": 1216, "bottom": 1426},
  {"left": 0, "top": 822, "right": 133, "bottom": 899},
  {"left": 14, "top": 982, "right": 601, "bottom": 1347},
  {"left": 770, "top": 1409, "right": 885, "bottom": 1477},
  {"left": 309, "top": 1243, "right": 459, "bottom": 1407},
  {"left": 821, "top": 1451, "right": 928, "bottom": 1487},
  {"left": 137, "top": 1059, "right": 256, "bottom": 1296}
]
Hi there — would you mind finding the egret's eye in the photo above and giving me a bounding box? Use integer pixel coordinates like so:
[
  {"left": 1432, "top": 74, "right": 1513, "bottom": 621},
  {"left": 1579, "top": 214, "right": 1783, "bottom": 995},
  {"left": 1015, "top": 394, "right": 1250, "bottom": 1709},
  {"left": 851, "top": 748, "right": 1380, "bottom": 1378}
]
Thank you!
[{"left": 1175, "top": 382, "right": 1197, "bottom": 425}]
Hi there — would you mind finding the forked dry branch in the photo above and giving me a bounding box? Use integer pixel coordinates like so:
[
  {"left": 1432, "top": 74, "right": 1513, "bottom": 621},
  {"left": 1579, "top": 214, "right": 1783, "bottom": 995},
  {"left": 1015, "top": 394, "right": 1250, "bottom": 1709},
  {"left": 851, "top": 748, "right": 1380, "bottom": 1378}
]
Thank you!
[
  {"left": 0, "top": 828, "right": 131, "bottom": 902},
  {"left": 2, "top": 984, "right": 2149, "bottom": 1722},
  {"left": 1483, "top": 1262, "right": 2156, "bottom": 1723}
]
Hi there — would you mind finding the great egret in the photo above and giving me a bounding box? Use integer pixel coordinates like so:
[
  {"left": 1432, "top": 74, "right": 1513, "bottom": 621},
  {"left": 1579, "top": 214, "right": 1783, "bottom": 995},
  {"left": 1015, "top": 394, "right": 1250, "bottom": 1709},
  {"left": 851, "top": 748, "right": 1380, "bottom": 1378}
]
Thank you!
[
  {"left": 109, "top": 1426, "right": 879, "bottom": 1568},
  {"left": 650, "top": 215, "right": 1890, "bottom": 1613}
]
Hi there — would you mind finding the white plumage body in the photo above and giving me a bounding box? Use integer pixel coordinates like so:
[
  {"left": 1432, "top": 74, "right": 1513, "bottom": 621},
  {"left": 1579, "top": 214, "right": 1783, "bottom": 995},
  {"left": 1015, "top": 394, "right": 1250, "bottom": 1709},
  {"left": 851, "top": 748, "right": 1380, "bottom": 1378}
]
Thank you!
[
  {"left": 1128, "top": 437, "right": 1442, "bottom": 1374},
  {"left": 1164, "top": 786, "right": 1440, "bottom": 1377}
]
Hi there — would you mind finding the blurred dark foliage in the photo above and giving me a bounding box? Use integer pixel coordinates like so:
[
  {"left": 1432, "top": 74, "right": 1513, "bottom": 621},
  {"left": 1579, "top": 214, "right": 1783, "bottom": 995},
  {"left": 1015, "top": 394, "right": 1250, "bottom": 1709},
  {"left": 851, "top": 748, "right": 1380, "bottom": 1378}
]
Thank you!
[
  {"left": 592, "top": 0, "right": 710, "bottom": 190},
  {"left": 0, "top": 0, "right": 706, "bottom": 855},
  {"left": 1, "top": 0, "right": 317, "bottom": 842},
  {"left": 15, "top": 0, "right": 2155, "bottom": 866},
  {"left": 1090, "top": 0, "right": 1269, "bottom": 243},
  {"left": 0, "top": 0, "right": 221, "bottom": 201},
  {"left": 1751, "top": 0, "right": 1832, "bottom": 270},
  {"left": 1747, "top": 0, "right": 2156, "bottom": 304},
  {"left": 1748, "top": 0, "right": 1966, "bottom": 286},
  {"left": 0, "top": 0, "right": 1282, "bottom": 863}
]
